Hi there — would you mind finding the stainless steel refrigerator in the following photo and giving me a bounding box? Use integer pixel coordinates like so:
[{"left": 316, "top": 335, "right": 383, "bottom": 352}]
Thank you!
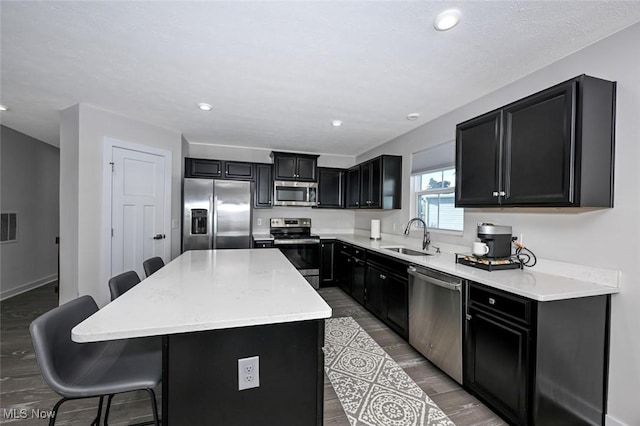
[{"left": 182, "top": 179, "right": 252, "bottom": 251}]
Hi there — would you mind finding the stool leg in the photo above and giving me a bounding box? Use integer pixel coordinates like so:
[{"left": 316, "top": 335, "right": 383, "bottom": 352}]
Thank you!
[
  {"left": 49, "top": 397, "right": 69, "bottom": 426},
  {"left": 145, "top": 388, "right": 160, "bottom": 425},
  {"left": 91, "top": 395, "right": 104, "bottom": 426},
  {"left": 103, "top": 394, "right": 115, "bottom": 425}
]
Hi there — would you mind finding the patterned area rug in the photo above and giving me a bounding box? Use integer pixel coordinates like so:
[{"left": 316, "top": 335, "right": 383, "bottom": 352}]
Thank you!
[{"left": 324, "top": 317, "right": 455, "bottom": 426}]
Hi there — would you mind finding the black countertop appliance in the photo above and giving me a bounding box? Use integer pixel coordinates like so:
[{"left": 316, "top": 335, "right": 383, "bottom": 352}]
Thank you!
[{"left": 477, "top": 223, "right": 512, "bottom": 258}]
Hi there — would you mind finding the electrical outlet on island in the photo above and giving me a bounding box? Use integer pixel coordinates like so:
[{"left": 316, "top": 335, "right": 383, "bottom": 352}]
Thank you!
[{"left": 238, "top": 356, "right": 260, "bottom": 390}]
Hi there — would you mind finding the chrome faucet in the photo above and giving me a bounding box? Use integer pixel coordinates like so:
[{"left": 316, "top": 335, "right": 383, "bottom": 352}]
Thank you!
[{"left": 404, "top": 218, "right": 430, "bottom": 251}]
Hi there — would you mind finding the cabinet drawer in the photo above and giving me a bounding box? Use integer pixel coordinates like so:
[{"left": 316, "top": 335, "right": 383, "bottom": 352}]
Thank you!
[
  {"left": 338, "top": 242, "right": 352, "bottom": 254},
  {"left": 367, "top": 251, "right": 409, "bottom": 278},
  {"left": 253, "top": 240, "right": 274, "bottom": 248},
  {"left": 353, "top": 247, "right": 366, "bottom": 260},
  {"left": 469, "top": 283, "right": 532, "bottom": 325}
]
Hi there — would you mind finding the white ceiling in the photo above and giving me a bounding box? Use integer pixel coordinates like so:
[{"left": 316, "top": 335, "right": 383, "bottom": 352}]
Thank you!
[{"left": 2, "top": 1, "right": 640, "bottom": 156}]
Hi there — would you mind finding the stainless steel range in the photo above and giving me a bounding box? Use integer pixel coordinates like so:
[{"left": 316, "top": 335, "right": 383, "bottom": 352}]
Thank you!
[{"left": 270, "top": 218, "right": 320, "bottom": 289}]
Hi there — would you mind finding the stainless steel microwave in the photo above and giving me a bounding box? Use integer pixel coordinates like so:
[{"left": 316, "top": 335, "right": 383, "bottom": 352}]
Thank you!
[{"left": 273, "top": 181, "right": 318, "bottom": 206}]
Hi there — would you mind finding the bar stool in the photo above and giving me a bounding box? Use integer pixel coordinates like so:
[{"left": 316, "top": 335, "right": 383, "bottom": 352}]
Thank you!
[
  {"left": 108, "top": 270, "right": 141, "bottom": 301},
  {"left": 143, "top": 257, "right": 165, "bottom": 278},
  {"left": 29, "top": 295, "right": 161, "bottom": 426}
]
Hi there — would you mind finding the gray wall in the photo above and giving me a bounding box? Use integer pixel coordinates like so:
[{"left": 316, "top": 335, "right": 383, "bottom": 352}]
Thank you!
[
  {"left": 0, "top": 125, "right": 59, "bottom": 299},
  {"left": 59, "top": 104, "right": 182, "bottom": 306},
  {"left": 355, "top": 23, "right": 640, "bottom": 426}
]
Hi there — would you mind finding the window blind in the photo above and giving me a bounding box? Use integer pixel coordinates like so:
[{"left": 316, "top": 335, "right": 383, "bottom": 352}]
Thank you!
[{"left": 411, "top": 140, "right": 455, "bottom": 175}]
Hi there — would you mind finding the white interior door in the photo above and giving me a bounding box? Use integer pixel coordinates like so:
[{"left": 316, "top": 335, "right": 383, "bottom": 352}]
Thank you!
[{"left": 111, "top": 146, "right": 167, "bottom": 279}]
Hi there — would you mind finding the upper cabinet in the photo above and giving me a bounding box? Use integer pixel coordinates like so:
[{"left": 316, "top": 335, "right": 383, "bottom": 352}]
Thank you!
[
  {"left": 185, "top": 158, "right": 254, "bottom": 181},
  {"left": 346, "top": 166, "right": 361, "bottom": 208},
  {"left": 185, "top": 158, "right": 223, "bottom": 178},
  {"left": 347, "top": 155, "right": 402, "bottom": 209},
  {"left": 271, "top": 152, "right": 319, "bottom": 182},
  {"left": 455, "top": 75, "right": 616, "bottom": 208},
  {"left": 316, "top": 167, "right": 345, "bottom": 208},
  {"left": 254, "top": 163, "right": 273, "bottom": 208}
]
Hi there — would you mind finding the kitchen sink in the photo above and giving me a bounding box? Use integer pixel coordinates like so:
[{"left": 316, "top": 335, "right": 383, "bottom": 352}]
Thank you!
[{"left": 382, "top": 247, "right": 432, "bottom": 256}]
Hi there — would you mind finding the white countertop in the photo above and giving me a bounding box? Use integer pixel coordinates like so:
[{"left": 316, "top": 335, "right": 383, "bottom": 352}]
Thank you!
[
  {"left": 72, "top": 249, "right": 332, "bottom": 342},
  {"left": 321, "top": 233, "right": 619, "bottom": 302}
]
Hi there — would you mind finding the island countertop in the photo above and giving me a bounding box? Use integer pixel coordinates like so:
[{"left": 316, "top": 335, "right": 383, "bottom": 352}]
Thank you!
[{"left": 72, "top": 249, "right": 332, "bottom": 342}]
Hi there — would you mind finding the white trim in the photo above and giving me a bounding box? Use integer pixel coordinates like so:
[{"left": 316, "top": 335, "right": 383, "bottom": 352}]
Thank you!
[
  {"left": 0, "top": 274, "right": 58, "bottom": 301},
  {"left": 101, "top": 138, "right": 172, "bottom": 291}
]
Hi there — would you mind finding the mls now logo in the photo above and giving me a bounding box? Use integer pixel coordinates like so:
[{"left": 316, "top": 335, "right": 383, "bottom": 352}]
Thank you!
[{"left": 3, "top": 408, "right": 55, "bottom": 419}]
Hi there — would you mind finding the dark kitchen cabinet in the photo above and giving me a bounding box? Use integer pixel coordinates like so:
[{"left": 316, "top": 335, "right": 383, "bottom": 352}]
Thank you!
[
  {"left": 271, "top": 152, "right": 319, "bottom": 182},
  {"left": 366, "top": 251, "right": 409, "bottom": 339},
  {"left": 320, "top": 240, "right": 335, "bottom": 286},
  {"left": 456, "top": 75, "right": 616, "bottom": 208},
  {"left": 384, "top": 273, "right": 408, "bottom": 339},
  {"left": 455, "top": 112, "right": 502, "bottom": 206},
  {"left": 466, "top": 289, "right": 531, "bottom": 425},
  {"left": 345, "top": 166, "right": 361, "bottom": 208},
  {"left": 186, "top": 158, "right": 255, "bottom": 181},
  {"left": 335, "top": 242, "right": 353, "bottom": 294},
  {"left": 347, "top": 155, "right": 402, "bottom": 209},
  {"left": 253, "top": 238, "right": 274, "bottom": 248},
  {"left": 316, "top": 168, "right": 345, "bottom": 208},
  {"left": 351, "top": 248, "right": 366, "bottom": 305},
  {"left": 254, "top": 163, "right": 273, "bottom": 208},
  {"left": 359, "top": 158, "right": 381, "bottom": 208},
  {"left": 223, "top": 161, "right": 254, "bottom": 180},
  {"left": 464, "top": 281, "right": 610, "bottom": 426},
  {"left": 365, "top": 263, "right": 385, "bottom": 317},
  {"left": 185, "top": 158, "right": 223, "bottom": 178}
]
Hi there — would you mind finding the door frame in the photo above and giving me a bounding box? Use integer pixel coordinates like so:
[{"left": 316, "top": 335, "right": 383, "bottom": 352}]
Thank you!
[{"left": 101, "top": 137, "right": 172, "bottom": 290}]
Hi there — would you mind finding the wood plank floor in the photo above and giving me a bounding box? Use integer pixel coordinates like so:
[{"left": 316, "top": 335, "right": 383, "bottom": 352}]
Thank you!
[{"left": 1, "top": 282, "right": 505, "bottom": 425}]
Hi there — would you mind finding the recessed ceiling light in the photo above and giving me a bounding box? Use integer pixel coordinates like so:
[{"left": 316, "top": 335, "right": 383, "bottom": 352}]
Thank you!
[
  {"left": 434, "top": 9, "right": 461, "bottom": 31},
  {"left": 0, "top": 105, "right": 7, "bottom": 111},
  {"left": 197, "top": 103, "right": 213, "bottom": 111},
  {"left": 407, "top": 113, "right": 420, "bottom": 121},
  {"left": 331, "top": 120, "right": 343, "bottom": 127}
]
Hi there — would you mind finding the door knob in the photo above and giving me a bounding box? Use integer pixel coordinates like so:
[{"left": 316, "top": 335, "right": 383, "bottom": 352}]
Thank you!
[{"left": 153, "top": 234, "right": 166, "bottom": 240}]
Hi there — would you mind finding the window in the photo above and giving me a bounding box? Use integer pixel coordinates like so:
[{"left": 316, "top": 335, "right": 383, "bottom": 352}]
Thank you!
[
  {"left": 413, "top": 168, "right": 463, "bottom": 232},
  {"left": 1, "top": 212, "right": 18, "bottom": 243}
]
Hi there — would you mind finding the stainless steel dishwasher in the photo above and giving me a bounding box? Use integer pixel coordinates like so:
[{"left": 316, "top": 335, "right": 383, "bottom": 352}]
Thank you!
[{"left": 408, "top": 265, "right": 463, "bottom": 384}]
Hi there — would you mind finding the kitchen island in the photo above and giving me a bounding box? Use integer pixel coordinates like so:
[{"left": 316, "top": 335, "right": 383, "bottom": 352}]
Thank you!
[{"left": 73, "top": 249, "right": 332, "bottom": 425}]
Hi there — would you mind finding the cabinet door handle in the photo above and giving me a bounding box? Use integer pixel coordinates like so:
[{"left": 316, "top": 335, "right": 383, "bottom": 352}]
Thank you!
[
  {"left": 499, "top": 191, "right": 506, "bottom": 196},
  {"left": 466, "top": 314, "right": 472, "bottom": 321},
  {"left": 492, "top": 191, "right": 499, "bottom": 197},
  {"left": 488, "top": 297, "right": 496, "bottom": 305},
  {"left": 380, "top": 274, "right": 386, "bottom": 280}
]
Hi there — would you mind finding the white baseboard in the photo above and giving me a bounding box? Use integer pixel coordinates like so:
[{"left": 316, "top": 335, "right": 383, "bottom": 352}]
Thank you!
[
  {"left": 0, "top": 275, "right": 58, "bottom": 301},
  {"left": 606, "top": 414, "right": 628, "bottom": 426}
]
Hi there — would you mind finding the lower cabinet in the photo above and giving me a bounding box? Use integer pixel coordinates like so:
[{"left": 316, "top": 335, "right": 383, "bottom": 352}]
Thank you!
[
  {"left": 253, "top": 238, "right": 274, "bottom": 248},
  {"left": 335, "top": 242, "right": 353, "bottom": 294},
  {"left": 351, "top": 250, "right": 366, "bottom": 305},
  {"left": 320, "top": 240, "right": 335, "bottom": 286},
  {"left": 333, "top": 245, "right": 409, "bottom": 339},
  {"left": 466, "top": 303, "right": 530, "bottom": 425},
  {"left": 366, "top": 252, "right": 409, "bottom": 339},
  {"left": 384, "top": 273, "right": 408, "bottom": 339},
  {"left": 465, "top": 281, "right": 610, "bottom": 426},
  {"left": 364, "top": 263, "right": 385, "bottom": 317}
]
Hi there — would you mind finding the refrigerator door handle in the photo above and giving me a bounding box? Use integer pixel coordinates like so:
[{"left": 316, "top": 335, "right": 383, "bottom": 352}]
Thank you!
[{"left": 210, "top": 194, "right": 216, "bottom": 249}]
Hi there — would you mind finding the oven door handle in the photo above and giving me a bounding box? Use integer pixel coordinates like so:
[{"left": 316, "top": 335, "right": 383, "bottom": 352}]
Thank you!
[{"left": 273, "top": 239, "right": 320, "bottom": 245}]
